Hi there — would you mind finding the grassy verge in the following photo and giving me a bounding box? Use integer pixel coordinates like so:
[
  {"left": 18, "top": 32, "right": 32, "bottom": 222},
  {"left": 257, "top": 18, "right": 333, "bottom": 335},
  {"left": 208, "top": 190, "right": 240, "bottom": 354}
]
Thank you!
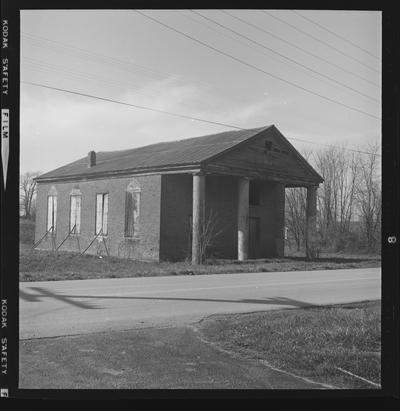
[
  {"left": 19, "top": 247, "right": 381, "bottom": 282},
  {"left": 199, "top": 300, "right": 381, "bottom": 389}
]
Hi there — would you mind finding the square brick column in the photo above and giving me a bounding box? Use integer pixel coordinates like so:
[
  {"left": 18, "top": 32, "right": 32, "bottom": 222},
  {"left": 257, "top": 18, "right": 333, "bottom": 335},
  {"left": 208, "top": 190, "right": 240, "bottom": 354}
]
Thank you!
[
  {"left": 238, "top": 177, "right": 249, "bottom": 261},
  {"left": 192, "top": 172, "right": 205, "bottom": 264}
]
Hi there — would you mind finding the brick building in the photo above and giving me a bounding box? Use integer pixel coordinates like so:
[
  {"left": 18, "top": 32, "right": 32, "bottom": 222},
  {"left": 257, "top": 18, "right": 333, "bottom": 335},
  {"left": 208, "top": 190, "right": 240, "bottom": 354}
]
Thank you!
[{"left": 34, "top": 125, "right": 323, "bottom": 263}]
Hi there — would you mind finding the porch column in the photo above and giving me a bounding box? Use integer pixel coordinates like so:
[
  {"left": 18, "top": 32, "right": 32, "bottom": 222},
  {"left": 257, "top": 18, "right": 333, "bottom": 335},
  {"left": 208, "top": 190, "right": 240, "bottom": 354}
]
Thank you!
[
  {"left": 192, "top": 172, "right": 205, "bottom": 265},
  {"left": 237, "top": 177, "right": 249, "bottom": 261},
  {"left": 305, "top": 185, "right": 318, "bottom": 259}
]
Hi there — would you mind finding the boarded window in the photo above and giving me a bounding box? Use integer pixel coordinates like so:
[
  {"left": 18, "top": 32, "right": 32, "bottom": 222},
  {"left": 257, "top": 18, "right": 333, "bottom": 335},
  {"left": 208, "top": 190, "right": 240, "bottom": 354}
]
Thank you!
[
  {"left": 47, "top": 195, "right": 57, "bottom": 233},
  {"left": 95, "top": 193, "right": 109, "bottom": 235},
  {"left": 124, "top": 190, "right": 140, "bottom": 237},
  {"left": 249, "top": 181, "right": 261, "bottom": 206},
  {"left": 70, "top": 195, "right": 81, "bottom": 234}
]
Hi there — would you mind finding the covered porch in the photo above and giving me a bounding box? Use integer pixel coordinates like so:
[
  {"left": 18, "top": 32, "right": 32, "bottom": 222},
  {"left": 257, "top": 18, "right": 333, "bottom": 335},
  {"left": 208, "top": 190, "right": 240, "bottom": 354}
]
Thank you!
[
  {"left": 190, "top": 172, "right": 319, "bottom": 264},
  {"left": 158, "top": 171, "right": 318, "bottom": 264}
]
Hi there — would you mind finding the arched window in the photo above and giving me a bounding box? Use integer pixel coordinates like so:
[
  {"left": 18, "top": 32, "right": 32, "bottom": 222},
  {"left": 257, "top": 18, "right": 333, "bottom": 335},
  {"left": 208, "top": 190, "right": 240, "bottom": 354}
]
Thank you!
[
  {"left": 125, "top": 179, "right": 141, "bottom": 238},
  {"left": 95, "top": 193, "right": 109, "bottom": 236},
  {"left": 47, "top": 186, "right": 57, "bottom": 233},
  {"left": 70, "top": 187, "right": 82, "bottom": 234}
]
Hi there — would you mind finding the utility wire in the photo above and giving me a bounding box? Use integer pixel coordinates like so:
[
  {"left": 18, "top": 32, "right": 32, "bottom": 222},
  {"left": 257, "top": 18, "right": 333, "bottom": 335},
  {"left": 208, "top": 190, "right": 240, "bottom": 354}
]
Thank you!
[
  {"left": 22, "top": 26, "right": 376, "bottom": 119},
  {"left": 21, "top": 31, "right": 222, "bottom": 94},
  {"left": 181, "top": 10, "right": 375, "bottom": 100},
  {"left": 21, "top": 80, "right": 244, "bottom": 129},
  {"left": 263, "top": 11, "right": 380, "bottom": 74},
  {"left": 22, "top": 56, "right": 176, "bottom": 100},
  {"left": 191, "top": 10, "right": 379, "bottom": 103},
  {"left": 134, "top": 10, "right": 380, "bottom": 120},
  {"left": 21, "top": 80, "right": 381, "bottom": 157},
  {"left": 292, "top": 10, "right": 380, "bottom": 60},
  {"left": 220, "top": 10, "right": 380, "bottom": 88}
]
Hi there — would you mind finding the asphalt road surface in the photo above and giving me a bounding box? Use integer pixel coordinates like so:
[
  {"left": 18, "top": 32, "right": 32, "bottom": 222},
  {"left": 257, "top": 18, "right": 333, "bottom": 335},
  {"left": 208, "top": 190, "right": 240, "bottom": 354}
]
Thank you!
[{"left": 20, "top": 267, "right": 381, "bottom": 340}]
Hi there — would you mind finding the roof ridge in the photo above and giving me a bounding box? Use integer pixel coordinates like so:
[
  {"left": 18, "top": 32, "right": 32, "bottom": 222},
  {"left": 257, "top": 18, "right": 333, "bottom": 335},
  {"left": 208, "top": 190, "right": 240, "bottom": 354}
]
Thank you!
[
  {"left": 93, "top": 126, "right": 270, "bottom": 167},
  {"left": 96, "top": 125, "right": 269, "bottom": 156}
]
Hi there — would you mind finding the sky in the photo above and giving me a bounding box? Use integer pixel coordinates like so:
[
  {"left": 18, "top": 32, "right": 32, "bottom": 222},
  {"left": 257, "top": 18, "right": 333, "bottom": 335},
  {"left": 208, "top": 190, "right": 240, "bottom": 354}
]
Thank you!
[{"left": 20, "top": 9, "right": 381, "bottom": 174}]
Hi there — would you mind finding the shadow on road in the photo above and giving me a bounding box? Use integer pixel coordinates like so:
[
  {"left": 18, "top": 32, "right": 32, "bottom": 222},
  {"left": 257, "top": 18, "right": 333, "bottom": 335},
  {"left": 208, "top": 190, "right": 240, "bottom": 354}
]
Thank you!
[
  {"left": 20, "top": 287, "right": 312, "bottom": 310},
  {"left": 20, "top": 287, "right": 99, "bottom": 309}
]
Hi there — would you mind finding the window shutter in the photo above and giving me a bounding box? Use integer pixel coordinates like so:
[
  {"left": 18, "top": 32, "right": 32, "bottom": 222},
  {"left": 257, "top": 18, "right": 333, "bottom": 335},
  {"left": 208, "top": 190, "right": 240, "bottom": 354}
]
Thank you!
[
  {"left": 75, "top": 196, "right": 81, "bottom": 234},
  {"left": 125, "top": 191, "right": 133, "bottom": 237},
  {"left": 70, "top": 196, "right": 76, "bottom": 233},
  {"left": 53, "top": 196, "right": 57, "bottom": 231},
  {"left": 96, "top": 194, "right": 103, "bottom": 235},
  {"left": 47, "top": 196, "right": 53, "bottom": 231},
  {"left": 133, "top": 191, "right": 140, "bottom": 236},
  {"left": 125, "top": 190, "right": 140, "bottom": 237},
  {"left": 70, "top": 195, "right": 81, "bottom": 234},
  {"left": 102, "top": 194, "right": 108, "bottom": 235}
]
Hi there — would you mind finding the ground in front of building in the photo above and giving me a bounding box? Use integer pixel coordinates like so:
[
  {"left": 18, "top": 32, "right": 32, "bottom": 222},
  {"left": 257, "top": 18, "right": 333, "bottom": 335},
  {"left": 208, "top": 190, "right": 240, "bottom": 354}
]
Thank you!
[{"left": 19, "top": 245, "right": 381, "bottom": 282}]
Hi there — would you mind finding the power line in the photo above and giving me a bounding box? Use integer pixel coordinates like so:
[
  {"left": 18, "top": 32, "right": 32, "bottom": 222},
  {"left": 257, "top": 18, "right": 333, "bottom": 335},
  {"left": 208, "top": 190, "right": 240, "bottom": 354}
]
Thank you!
[
  {"left": 134, "top": 10, "right": 380, "bottom": 120},
  {"left": 21, "top": 31, "right": 223, "bottom": 95},
  {"left": 21, "top": 80, "right": 381, "bottom": 157},
  {"left": 191, "top": 10, "right": 379, "bottom": 103},
  {"left": 22, "top": 32, "right": 169, "bottom": 80},
  {"left": 292, "top": 10, "right": 380, "bottom": 60},
  {"left": 181, "top": 10, "right": 376, "bottom": 101},
  {"left": 21, "top": 80, "right": 244, "bottom": 129},
  {"left": 263, "top": 11, "right": 380, "bottom": 74},
  {"left": 220, "top": 10, "right": 380, "bottom": 88},
  {"left": 22, "top": 56, "right": 177, "bottom": 100},
  {"left": 23, "top": 19, "right": 379, "bottom": 123}
]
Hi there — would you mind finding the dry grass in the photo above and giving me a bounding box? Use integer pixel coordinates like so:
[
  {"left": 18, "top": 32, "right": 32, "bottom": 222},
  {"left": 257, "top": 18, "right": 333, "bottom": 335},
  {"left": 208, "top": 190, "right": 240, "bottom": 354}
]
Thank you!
[
  {"left": 199, "top": 300, "right": 381, "bottom": 389},
  {"left": 20, "top": 217, "right": 380, "bottom": 282},
  {"left": 19, "top": 247, "right": 381, "bottom": 282}
]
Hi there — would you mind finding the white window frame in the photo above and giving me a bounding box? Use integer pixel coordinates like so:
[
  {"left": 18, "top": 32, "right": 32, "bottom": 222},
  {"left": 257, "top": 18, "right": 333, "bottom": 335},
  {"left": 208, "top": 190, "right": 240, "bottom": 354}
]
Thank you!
[
  {"left": 124, "top": 188, "right": 141, "bottom": 238},
  {"left": 70, "top": 195, "right": 82, "bottom": 234},
  {"left": 95, "top": 193, "right": 109, "bottom": 236},
  {"left": 47, "top": 195, "right": 57, "bottom": 234}
]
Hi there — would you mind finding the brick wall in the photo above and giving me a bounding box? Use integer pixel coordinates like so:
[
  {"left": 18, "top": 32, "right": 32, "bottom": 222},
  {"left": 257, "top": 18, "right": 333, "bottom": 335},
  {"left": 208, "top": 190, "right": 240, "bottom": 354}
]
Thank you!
[
  {"left": 34, "top": 172, "right": 285, "bottom": 262},
  {"left": 251, "top": 181, "right": 285, "bottom": 258},
  {"left": 159, "top": 174, "right": 193, "bottom": 261},
  {"left": 159, "top": 174, "right": 239, "bottom": 261},
  {"left": 34, "top": 174, "right": 162, "bottom": 260},
  {"left": 205, "top": 175, "right": 238, "bottom": 259},
  {"left": 159, "top": 174, "right": 285, "bottom": 261}
]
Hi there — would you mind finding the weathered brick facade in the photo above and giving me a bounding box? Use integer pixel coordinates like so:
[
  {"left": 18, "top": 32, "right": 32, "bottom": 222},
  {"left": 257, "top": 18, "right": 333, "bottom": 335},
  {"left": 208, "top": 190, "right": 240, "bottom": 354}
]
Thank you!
[
  {"left": 35, "top": 173, "right": 285, "bottom": 261},
  {"left": 157, "top": 174, "right": 285, "bottom": 261},
  {"left": 35, "top": 175, "right": 162, "bottom": 260}
]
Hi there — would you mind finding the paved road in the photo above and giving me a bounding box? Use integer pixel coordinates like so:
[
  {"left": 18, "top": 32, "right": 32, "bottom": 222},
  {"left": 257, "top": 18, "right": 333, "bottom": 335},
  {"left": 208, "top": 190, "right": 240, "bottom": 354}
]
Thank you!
[{"left": 20, "top": 268, "right": 381, "bottom": 340}]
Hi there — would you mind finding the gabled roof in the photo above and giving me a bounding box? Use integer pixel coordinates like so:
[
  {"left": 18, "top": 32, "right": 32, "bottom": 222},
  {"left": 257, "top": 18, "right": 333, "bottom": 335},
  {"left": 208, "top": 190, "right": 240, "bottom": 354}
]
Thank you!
[
  {"left": 35, "top": 125, "right": 323, "bottom": 183},
  {"left": 36, "top": 126, "right": 270, "bottom": 181}
]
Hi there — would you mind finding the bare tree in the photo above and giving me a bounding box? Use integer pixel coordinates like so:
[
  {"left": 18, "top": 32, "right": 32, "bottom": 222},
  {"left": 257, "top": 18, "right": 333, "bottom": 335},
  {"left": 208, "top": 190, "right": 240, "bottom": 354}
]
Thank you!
[
  {"left": 356, "top": 142, "right": 381, "bottom": 252},
  {"left": 20, "top": 171, "right": 41, "bottom": 219},
  {"left": 285, "top": 142, "right": 380, "bottom": 255},
  {"left": 285, "top": 149, "right": 312, "bottom": 252},
  {"left": 189, "top": 209, "right": 225, "bottom": 263},
  {"left": 313, "top": 146, "right": 360, "bottom": 251},
  {"left": 285, "top": 187, "right": 307, "bottom": 251}
]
